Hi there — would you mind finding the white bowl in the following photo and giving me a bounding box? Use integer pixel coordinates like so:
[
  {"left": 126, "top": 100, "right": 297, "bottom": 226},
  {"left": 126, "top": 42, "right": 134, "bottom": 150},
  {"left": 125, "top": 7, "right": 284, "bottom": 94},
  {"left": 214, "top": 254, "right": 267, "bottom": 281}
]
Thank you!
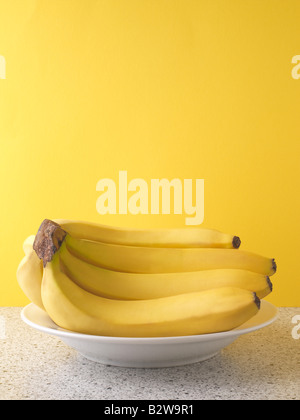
[{"left": 21, "top": 301, "right": 277, "bottom": 368}]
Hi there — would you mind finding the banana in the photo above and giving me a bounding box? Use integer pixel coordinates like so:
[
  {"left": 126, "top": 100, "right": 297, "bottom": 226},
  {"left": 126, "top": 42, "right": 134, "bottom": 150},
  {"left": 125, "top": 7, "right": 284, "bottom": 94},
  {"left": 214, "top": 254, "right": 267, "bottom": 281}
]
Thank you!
[
  {"left": 42, "top": 245, "right": 261, "bottom": 337},
  {"left": 23, "top": 235, "right": 36, "bottom": 256},
  {"left": 55, "top": 219, "right": 241, "bottom": 249},
  {"left": 17, "top": 245, "right": 44, "bottom": 310},
  {"left": 33, "top": 220, "right": 275, "bottom": 276},
  {"left": 65, "top": 235, "right": 276, "bottom": 276},
  {"left": 60, "top": 244, "right": 273, "bottom": 300}
]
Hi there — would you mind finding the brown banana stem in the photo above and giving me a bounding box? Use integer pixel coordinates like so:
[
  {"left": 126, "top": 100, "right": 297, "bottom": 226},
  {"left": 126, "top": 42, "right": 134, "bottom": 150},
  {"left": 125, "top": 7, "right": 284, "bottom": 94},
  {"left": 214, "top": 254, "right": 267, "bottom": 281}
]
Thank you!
[{"left": 33, "top": 219, "right": 67, "bottom": 266}]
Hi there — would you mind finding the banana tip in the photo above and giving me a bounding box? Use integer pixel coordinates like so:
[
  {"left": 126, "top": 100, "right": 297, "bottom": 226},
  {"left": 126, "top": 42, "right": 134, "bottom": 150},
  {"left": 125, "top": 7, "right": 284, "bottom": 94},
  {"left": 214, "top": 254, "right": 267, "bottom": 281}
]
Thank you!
[
  {"left": 253, "top": 293, "right": 261, "bottom": 310},
  {"left": 232, "top": 236, "right": 241, "bottom": 249},
  {"left": 272, "top": 258, "right": 277, "bottom": 274},
  {"left": 266, "top": 276, "right": 273, "bottom": 292}
]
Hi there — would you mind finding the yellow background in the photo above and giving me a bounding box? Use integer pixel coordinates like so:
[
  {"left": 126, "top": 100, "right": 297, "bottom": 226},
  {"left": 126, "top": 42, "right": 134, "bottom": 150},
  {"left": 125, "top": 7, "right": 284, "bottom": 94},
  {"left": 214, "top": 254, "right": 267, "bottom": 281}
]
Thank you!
[{"left": 0, "top": 0, "right": 299, "bottom": 306}]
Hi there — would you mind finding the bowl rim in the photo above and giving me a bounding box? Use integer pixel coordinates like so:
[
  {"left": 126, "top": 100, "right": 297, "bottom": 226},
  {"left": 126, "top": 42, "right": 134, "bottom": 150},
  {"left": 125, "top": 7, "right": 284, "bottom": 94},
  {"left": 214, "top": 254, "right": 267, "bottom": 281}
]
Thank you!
[{"left": 21, "top": 301, "right": 278, "bottom": 345}]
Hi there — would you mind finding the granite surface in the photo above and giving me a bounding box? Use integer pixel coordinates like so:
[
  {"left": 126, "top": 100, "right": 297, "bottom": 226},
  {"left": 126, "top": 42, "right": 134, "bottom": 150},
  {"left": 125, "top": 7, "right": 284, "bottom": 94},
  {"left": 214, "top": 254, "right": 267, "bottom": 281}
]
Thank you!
[{"left": 0, "top": 307, "right": 299, "bottom": 400}]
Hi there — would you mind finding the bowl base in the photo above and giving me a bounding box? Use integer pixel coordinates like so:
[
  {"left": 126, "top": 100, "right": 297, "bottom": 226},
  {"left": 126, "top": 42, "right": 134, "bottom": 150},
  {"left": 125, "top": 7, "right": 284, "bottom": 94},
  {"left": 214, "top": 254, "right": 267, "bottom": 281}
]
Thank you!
[{"left": 79, "top": 351, "right": 220, "bottom": 368}]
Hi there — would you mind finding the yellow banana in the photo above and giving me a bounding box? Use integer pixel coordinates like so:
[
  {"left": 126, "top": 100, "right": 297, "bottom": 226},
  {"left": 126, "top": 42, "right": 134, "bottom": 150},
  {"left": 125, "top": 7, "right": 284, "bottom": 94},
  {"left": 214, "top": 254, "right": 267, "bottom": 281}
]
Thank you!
[
  {"left": 60, "top": 245, "right": 273, "bottom": 300},
  {"left": 17, "top": 245, "right": 44, "bottom": 310},
  {"left": 42, "top": 246, "right": 260, "bottom": 337},
  {"left": 23, "top": 235, "right": 36, "bottom": 256},
  {"left": 55, "top": 218, "right": 241, "bottom": 249},
  {"left": 65, "top": 235, "right": 276, "bottom": 276}
]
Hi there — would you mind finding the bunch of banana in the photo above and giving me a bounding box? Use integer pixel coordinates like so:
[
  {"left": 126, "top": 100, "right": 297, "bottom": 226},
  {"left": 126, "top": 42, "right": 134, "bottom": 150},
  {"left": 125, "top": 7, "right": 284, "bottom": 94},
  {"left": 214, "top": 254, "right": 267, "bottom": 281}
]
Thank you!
[
  {"left": 17, "top": 219, "right": 276, "bottom": 337},
  {"left": 17, "top": 235, "right": 44, "bottom": 310}
]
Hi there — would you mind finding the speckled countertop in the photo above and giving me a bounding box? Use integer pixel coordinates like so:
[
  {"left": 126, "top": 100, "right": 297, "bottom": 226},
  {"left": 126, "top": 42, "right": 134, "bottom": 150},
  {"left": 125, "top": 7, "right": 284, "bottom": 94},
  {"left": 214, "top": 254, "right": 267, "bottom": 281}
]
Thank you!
[{"left": 0, "top": 307, "right": 299, "bottom": 400}]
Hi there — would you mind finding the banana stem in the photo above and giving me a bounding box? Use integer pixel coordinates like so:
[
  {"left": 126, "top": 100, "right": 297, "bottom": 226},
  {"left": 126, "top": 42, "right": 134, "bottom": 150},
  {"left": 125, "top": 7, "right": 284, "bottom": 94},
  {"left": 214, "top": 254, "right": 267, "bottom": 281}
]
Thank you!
[{"left": 33, "top": 219, "right": 67, "bottom": 266}]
